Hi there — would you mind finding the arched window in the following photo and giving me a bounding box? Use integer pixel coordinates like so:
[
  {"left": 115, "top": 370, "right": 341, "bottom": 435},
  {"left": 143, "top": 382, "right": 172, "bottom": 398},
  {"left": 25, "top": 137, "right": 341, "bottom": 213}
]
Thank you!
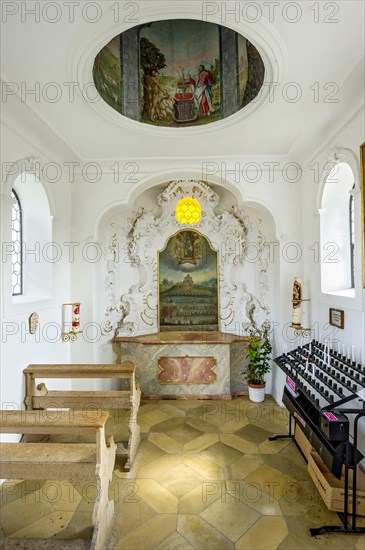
[
  {"left": 349, "top": 184, "right": 355, "bottom": 288},
  {"left": 12, "top": 173, "right": 52, "bottom": 302},
  {"left": 320, "top": 162, "right": 355, "bottom": 295},
  {"left": 11, "top": 190, "right": 23, "bottom": 295}
]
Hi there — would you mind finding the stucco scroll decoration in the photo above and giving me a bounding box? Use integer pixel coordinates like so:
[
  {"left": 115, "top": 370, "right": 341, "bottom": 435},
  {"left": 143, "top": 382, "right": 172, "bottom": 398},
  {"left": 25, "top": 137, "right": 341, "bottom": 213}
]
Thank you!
[{"left": 101, "top": 180, "right": 270, "bottom": 337}]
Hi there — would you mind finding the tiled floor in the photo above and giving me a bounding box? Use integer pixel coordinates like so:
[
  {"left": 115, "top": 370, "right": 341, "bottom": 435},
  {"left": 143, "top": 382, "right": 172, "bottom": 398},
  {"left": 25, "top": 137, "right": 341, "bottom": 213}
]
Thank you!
[{"left": 1, "top": 397, "right": 364, "bottom": 549}]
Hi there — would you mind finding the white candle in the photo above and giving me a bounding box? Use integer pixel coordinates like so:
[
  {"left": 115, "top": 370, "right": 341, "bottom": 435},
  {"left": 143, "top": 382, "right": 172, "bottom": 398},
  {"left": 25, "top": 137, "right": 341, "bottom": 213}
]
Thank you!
[
  {"left": 337, "top": 341, "right": 341, "bottom": 354},
  {"left": 309, "top": 342, "right": 312, "bottom": 355},
  {"left": 347, "top": 346, "right": 350, "bottom": 359},
  {"left": 301, "top": 299, "right": 309, "bottom": 330},
  {"left": 342, "top": 344, "right": 345, "bottom": 357},
  {"left": 320, "top": 332, "right": 322, "bottom": 343},
  {"left": 62, "top": 304, "right": 72, "bottom": 334}
]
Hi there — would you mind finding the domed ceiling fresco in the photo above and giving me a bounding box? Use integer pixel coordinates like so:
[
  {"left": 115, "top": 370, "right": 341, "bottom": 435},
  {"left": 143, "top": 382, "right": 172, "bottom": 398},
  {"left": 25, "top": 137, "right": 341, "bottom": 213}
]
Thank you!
[{"left": 93, "top": 19, "right": 265, "bottom": 127}]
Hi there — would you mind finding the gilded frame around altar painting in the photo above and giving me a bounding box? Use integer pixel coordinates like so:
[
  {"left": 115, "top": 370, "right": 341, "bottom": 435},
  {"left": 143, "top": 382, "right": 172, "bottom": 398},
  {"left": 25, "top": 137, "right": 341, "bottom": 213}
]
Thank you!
[
  {"left": 158, "top": 230, "right": 219, "bottom": 332},
  {"left": 360, "top": 142, "right": 365, "bottom": 287}
]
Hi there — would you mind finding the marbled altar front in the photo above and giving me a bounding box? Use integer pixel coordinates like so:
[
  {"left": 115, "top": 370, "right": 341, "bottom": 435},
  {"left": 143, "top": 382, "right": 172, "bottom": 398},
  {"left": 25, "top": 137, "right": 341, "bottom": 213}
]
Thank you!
[
  {"left": 113, "top": 332, "right": 248, "bottom": 398},
  {"left": 158, "top": 356, "right": 217, "bottom": 384}
]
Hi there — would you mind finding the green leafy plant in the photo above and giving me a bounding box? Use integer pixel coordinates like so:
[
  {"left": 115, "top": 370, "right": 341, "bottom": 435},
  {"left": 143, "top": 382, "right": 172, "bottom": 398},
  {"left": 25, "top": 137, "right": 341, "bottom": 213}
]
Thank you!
[{"left": 245, "top": 336, "right": 272, "bottom": 385}]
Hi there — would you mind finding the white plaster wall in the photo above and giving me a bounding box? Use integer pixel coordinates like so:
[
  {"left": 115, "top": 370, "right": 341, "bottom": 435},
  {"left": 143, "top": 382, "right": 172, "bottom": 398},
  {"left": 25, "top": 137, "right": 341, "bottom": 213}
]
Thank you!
[
  {"left": 300, "top": 110, "right": 365, "bottom": 362},
  {"left": 0, "top": 125, "right": 73, "bottom": 427},
  {"left": 1, "top": 68, "right": 363, "bottom": 414}
]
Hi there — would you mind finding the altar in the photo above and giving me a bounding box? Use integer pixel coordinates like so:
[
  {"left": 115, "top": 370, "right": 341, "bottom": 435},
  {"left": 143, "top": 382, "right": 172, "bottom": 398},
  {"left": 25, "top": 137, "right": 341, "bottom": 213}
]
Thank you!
[
  {"left": 103, "top": 180, "right": 271, "bottom": 399},
  {"left": 113, "top": 332, "right": 248, "bottom": 399}
]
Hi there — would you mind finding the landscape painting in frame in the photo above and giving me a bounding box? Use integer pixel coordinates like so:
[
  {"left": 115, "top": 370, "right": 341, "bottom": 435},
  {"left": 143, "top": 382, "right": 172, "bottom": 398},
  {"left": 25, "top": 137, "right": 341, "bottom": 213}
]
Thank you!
[
  {"left": 139, "top": 19, "right": 221, "bottom": 126},
  {"left": 159, "top": 231, "right": 219, "bottom": 332}
]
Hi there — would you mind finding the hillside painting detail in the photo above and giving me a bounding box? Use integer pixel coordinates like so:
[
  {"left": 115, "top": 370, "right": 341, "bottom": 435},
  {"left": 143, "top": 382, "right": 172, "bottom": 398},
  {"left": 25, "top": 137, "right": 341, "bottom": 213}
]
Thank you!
[
  {"left": 159, "top": 231, "right": 219, "bottom": 331},
  {"left": 93, "top": 19, "right": 265, "bottom": 128}
]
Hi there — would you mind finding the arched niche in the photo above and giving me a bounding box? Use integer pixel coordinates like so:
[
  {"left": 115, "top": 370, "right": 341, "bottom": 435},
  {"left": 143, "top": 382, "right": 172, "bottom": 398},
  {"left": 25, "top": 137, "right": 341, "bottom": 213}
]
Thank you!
[{"left": 97, "top": 179, "right": 274, "bottom": 339}]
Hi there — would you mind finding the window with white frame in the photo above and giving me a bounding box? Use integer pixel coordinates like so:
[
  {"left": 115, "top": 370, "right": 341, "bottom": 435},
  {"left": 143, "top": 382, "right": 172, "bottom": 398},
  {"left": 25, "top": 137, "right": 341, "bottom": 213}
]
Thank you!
[
  {"left": 320, "top": 162, "right": 355, "bottom": 295},
  {"left": 12, "top": 173, "right": 52, "bottom": 302},
  {"left": 11, "top": 189, "right": 23, "bottom": 295}
]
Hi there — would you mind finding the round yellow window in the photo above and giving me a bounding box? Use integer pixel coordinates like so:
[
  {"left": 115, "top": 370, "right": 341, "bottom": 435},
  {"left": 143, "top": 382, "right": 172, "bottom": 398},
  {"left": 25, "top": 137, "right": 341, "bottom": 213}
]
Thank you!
[{"left": 175, "top": 198, "right": 201, "bottom": 225}]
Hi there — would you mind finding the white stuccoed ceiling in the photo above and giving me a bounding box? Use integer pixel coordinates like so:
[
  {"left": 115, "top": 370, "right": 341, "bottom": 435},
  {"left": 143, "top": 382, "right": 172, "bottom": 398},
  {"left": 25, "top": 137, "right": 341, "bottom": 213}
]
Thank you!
[{"left": 1, "top": 0, "right": 364, "bottom": 161}]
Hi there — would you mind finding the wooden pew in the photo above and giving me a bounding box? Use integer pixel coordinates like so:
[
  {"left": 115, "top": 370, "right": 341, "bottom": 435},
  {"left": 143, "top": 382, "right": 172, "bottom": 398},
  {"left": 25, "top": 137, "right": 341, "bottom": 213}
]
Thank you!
[
  {"left": 23, "top": 364, "right": 141, "bottom": 470},
  {"left": 0, "top": 409, "right": 116, "bottom": 549}
]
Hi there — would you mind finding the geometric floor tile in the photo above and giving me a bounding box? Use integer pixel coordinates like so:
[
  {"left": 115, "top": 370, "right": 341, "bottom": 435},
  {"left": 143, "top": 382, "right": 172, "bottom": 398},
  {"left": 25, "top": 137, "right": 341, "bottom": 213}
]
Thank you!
[
  {"left": 1, "top": 397, "right": 360, "bottom": 549},
  {"left": 8, "top": 511, "right": 74, "bottom": 539},
  {"left": 200, "top": 493, "right": 261, "bottom": 541},
  {"left": 156, "top": 531, "right": 194, "bottom": 549},
  {"left": 157, "top": 463, "right": 205, "bottom": 498},
  {"left": 235, "top": 516, "right": 288, "bottom": 549},
  {"left": 114, "top": 514, "right": 177, "bottom": 550},
  {"left": 178, "top": 484, "right": 222, "bottom": 515},
  {"left": 134, "top": 479, "right": 179, "bottom": 513},
  {"left": 234, "top": 424, "right": 274, "bottom": 445},
  {"left": 148, "top": 432, "right": 184, "bottom": 453},
  {"left": 243, "top": 464, "right": 297, "bottom": 500},
  {"left": 139, "top": 409, "right": 171, "bottom": 426},
  {"left": 135, "top": 454, "right": 182, "bottom": 478},
  {"left": 225, "top": 454, "right": 264, "bottom": 480},
  {"left": 183, "top": 433, "right": 219, "bottom": 453},
  {"left": 231, "top": 481, "right": 283, "bottom": 516},
  {"left": 199, "top": 441, "right": 243, "bottom": 468},
  {"left": 220, "top": 433, "right": 260, "bottom": 454},
  {"left": 1, "top": 491, "right": 55, "bottom": 536},
  {"left": 182, "top": 454, "right": 225, "bottom": 480},
  {"left": 177, "top": 515, "right": 234, "bottom": 549}
]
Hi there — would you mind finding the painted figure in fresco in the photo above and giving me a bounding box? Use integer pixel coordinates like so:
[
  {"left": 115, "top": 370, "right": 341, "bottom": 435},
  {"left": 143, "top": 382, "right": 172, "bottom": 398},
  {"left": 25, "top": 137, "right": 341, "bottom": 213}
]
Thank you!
[
  {"left": 143, "top": 69, "right": 167, "bottom": 121},
  {"left": 183, "top": 234, "right": 194, "bottom": 258},
  {"left": 188, "top": 65, "right": 215, "bottom": 117}
]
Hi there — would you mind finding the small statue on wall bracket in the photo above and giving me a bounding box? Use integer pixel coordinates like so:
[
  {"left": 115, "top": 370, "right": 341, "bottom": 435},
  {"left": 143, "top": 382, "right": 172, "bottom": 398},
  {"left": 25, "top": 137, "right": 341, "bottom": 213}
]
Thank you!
[
  {"left": 291, "top": 277, "right": 302, "bottom": 328},
  {"left": 28, "top": 312, "right": 39, "bottom": 335}
]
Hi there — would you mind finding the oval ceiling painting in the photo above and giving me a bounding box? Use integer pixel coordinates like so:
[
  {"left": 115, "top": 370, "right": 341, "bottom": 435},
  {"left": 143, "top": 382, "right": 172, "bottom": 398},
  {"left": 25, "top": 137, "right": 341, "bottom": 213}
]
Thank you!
[{"left": 93, "top": 19, "right": 265, "bottom": 127}]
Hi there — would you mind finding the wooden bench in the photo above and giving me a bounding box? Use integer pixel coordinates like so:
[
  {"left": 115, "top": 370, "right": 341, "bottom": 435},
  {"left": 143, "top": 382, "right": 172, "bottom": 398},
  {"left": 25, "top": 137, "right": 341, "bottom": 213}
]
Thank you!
[
  {"left": 23, "top": 364, "right": 141, "bottom": 470},
  {"left": 0, "top": 409, "right": 116, "bottom": 549}
]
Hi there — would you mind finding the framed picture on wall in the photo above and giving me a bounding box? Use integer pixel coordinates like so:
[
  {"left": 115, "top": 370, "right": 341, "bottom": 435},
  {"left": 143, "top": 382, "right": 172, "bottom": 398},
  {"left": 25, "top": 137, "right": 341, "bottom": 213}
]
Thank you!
[
  {"left": 329, "top": 308, "right": 344, "bottom": 329},
  {"left": 361, "top": 142, "right": 365, "bottom": 287}
]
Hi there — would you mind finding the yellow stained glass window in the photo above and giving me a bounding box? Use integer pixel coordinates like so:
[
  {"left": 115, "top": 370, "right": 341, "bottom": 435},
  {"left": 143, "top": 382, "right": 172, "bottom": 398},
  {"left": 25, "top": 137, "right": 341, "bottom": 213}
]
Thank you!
[{"left": 175, "top": 198, "right": 201, "bottom": 225}]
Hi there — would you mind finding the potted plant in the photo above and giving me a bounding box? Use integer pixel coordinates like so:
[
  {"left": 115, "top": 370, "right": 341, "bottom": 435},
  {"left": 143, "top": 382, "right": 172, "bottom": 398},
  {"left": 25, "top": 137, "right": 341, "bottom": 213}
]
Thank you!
[{"left": 244, "top": 323, "right": 272, "bottom": 402}]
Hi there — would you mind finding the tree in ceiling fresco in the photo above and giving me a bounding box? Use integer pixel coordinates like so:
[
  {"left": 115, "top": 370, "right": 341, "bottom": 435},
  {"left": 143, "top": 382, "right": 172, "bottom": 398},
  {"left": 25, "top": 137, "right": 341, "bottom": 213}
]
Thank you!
[{"left": 93, "top": 19, "right": 265, "bottom": 127}]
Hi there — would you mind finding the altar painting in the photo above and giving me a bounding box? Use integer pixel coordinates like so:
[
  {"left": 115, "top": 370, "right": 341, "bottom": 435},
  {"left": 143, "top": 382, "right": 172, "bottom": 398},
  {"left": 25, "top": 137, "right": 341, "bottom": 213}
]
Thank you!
[{"left": 159, "top": 231, "right": 219, "bottom": 331}]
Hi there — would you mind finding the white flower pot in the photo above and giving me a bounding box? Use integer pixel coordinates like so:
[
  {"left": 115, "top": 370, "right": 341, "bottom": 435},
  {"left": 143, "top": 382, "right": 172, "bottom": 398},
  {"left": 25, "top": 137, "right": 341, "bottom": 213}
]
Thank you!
[{"left": 248, "top": 383, "right": 266, "bottom": 403}]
